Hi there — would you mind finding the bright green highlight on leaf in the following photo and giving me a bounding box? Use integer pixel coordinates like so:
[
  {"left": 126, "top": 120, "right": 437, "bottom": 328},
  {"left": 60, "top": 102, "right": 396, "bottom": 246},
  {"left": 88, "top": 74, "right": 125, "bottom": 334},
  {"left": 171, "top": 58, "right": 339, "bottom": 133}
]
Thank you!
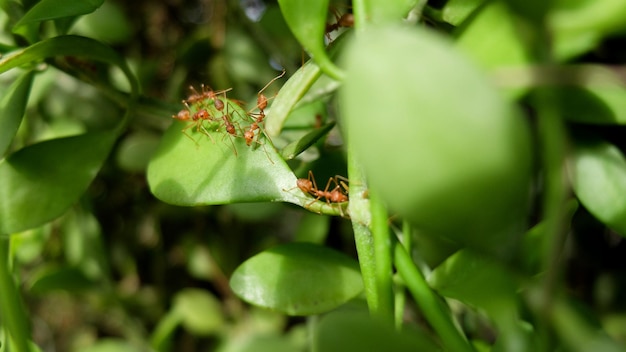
[
  {"left": 229, "top": 242, "right": 363, "bottom": 316},
  {"left": 571, "top": 138, "right": 626, "bottom": 237}
]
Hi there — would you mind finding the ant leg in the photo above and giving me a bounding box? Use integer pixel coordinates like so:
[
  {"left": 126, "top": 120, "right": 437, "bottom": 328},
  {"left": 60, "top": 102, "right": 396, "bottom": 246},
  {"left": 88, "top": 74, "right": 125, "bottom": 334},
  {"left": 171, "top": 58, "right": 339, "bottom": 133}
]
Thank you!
[{"left": 181, "top": 122, "right": 201, "bottom": 146}]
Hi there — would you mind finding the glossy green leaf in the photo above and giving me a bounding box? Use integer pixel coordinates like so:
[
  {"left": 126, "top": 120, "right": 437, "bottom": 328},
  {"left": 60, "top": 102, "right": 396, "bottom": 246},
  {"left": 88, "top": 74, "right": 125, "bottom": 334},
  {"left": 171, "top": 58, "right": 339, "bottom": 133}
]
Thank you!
[
  {"left": 147, "top": 100, "right": 346, "bottom": 216},
  {"left": 280, "top": 122, "right": 335, "bottom": 160},
  {"left": 0, "top": 35, "right": 139, "bottom": 99},
  {"left": 570, "top": 138, "right": 626, "bottom": 236},
  {"left": 315, "top": 310, "right": 442, "bottom": 352},
  {"left": 14, "top": 0, "right": 103, "bottom": 28},
  {"left": 340, "top": 26, "right": 532, "bottom": 254},
  {"left": 550, "top": 0, "right": 626, "bottom": 60},
  {"left": 229, "top": 242, "right": 363, "bottom": 315},
  {"left": 0, "top": 130, "right": 118, "bottom": 233},
  {"left": 173, "top": 289, "right": 224, "bottom": 335},
  {"left": 0, "top": 71, "right": 33, "bottom": 156},
  {"left": 147, "top": 113, "right": 299, "bottom": 206},
  {"left": 277, "top": 0, "right": 345, "bottom": 80}
]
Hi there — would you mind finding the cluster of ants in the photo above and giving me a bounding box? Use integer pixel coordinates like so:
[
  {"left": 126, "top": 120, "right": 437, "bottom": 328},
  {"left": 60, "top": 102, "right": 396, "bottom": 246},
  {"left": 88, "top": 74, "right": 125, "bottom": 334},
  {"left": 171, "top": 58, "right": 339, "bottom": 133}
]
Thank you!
[
  {"left": 172, "top": 70, "right": 351, "bottom": 215},
  {"left": 172, "top": 70, "right": 286, "bottom": 159}
]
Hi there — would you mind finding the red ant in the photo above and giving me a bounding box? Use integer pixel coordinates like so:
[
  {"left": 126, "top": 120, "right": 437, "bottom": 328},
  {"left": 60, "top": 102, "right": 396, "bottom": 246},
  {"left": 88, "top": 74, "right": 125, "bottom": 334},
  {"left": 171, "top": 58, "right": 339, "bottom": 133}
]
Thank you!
[
  {"left": 325, "top": 8, "right": 353, "bottom": 39},
  {"left": 244, "top": 69, "right": 286, "bottom": 147},
  {"left": 212, "top": 96, "right": 244, "bottom": 156},
  {"left": 171, "top": 106, "right": 217, "bottom": 144},
  {"left": 288, "top": 170, "right": 349, "bottom": 216},
  {"left": 184, "top": 85, "right": 232, "bottom": 106}
]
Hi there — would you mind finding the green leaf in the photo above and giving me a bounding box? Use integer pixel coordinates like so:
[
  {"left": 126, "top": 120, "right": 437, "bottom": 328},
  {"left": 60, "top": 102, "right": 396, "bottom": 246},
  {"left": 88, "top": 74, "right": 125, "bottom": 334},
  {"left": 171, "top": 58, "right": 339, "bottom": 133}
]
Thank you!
[
  {"left": 0, "top": 35, "right": 139, "bottom": 99},
  {"left": 502, "top": 0, "right": 555, "bottom": 24},
  {"left": 429, "top": 250, "right": 532, "bottom": 351},
  {"left": 173, "top": 289, "right": 224, "bottom": 336},
  {"left": 28, "top": 266, "right": 96, "bottom": 294},
  {"left": 14, "top": 0, "right": 103, "bottom": 28},
  {"left": 229, "top": 242, "right": 363, "bottom": 315},
  {"left": 0, "top": 71, "right": 34, "bottom": 156},
  {"left": 265, "top": 59, "right": 323, "bottom": 137},
  {"left": 555, "top": 85, "right": 626, "bottom": 125},
  {"left": 277, "top": 0, "right": 345, "bottom": 80},
  {"left": 0, "top": 130, "right": 118, "bottom": 233},
  {"left": 550, "top": 0, "right": 626, "bottom": 60},
  {"left": 455, "top": 1, "right": 531, "bottom": 85},
  {"left": 265, "top": 35, "right": 345, "bottom": 137},
  {"left": 570, "top": 138, "right": 626, "bottom": 236},
  {"left": 340, "top": 25, "right": 532, "bottom": 255},
  {"left": 280, "top": 122, "right": 335, "bottom": 160},
  {"left": 357, "top": 0, "right": 418, "bottom": 25},
  {"left": 315, "top": 310, "right": 442, "bottom": 352},
  {"left": 148, "top": 99, "right": 347, "bottom": 217},
  {"left": 442, "top": 0, "right": 485, "bottom": 26},
  {"left": 147, "top": 110, "right": 298, "bottom": 206}
]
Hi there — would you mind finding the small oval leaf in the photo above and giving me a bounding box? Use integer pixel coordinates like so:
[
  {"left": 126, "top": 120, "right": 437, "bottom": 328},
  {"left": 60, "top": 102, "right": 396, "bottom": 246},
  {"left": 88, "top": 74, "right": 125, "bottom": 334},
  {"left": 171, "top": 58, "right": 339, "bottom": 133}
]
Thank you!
[
  {"left": 0, "top": 130, "right": 117, "bottom": 233},
  {"left": 0, "top": 71, "right": 34, "bottom": 156},
  {"left": 570, "top": 137, "right": 626, "bottom": 236},
  {"left": 173, "top": 289, "right": 224, "bottom": 336},
  {"left": 229, "top": 242, "right": 363, "bottom": 316}
]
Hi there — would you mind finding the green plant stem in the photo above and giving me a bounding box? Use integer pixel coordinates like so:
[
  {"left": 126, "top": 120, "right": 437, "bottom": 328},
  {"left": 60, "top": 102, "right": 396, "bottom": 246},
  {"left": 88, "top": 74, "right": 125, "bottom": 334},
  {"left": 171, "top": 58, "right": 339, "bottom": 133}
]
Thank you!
[
  {"left": 394, "top": 220, "right": 412, "bottom": 328},
  {"left": 351, "top": 0, "right": 369, "bottom": 30},
  {"left": 0, "top": 236, "right": 30, "bottom": 352},
  {"left": 530, "top": 23, "right": 570, "bottom": 351},
  {"left": 347, "top": 153, "right": 378, "bottom": 313},
  {"left": 369, "top": 190, "right": 394, "bottom": 322},
  {"left": 393, "top": 241, "right": 474, "bottom": 352}
]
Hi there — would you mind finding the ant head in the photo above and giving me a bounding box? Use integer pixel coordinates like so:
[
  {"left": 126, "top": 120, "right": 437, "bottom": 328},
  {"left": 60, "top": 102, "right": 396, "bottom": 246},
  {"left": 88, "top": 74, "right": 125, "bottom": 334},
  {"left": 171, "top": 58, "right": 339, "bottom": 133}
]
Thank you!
[
  {"left": 244, "top": 130, "right": 255, "bottom": 145},
  {"left": 194, "top": 109, "right": 210, "bottom": 121}
]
